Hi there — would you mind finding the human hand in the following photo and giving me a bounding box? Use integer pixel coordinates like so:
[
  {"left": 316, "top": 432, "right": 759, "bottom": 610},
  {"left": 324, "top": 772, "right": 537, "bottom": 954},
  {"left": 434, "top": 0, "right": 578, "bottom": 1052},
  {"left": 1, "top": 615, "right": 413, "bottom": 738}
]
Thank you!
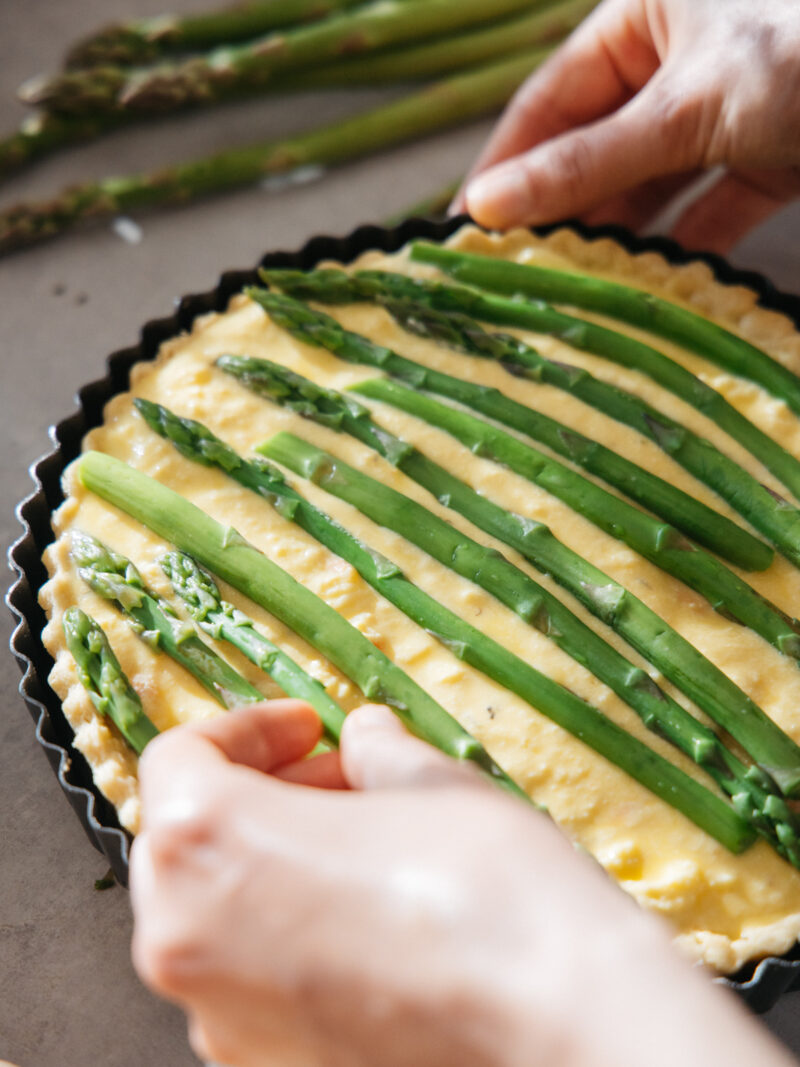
[
  {"left": 459, "top": 0, "right": 800, "bottom": 252},
  {"left": 130, "top": 701, "right": 795, "bottom": 1067}
]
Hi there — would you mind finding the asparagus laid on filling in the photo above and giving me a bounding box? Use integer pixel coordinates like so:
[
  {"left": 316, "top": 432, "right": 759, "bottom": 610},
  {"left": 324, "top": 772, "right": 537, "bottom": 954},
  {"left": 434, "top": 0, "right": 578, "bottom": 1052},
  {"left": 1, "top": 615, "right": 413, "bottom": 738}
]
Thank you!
[
  {"left": 62, "top": 607, "right": 159, "bottom": 754},
  {"left": 270, "top": 267, "right": 800, "bottom": 568},
  {"left": 216, "top": 355, "right": 800, "bottom": 797},
  {"left": 134, "top": 395, "right": 799, "bottom": 859},
  {"left": 71, "top": 530, "right": 264, "bottom": 708},
  {"left": 0, "top": 50, "right": 546, "bottom": 256},
  {"left": 23, "top": 0, "right": 542, "bottom": 116},
  {"left": 233, "top": 294, "right": 800, "bottom": 665},
  {"left": 410, "top": 243, "right": 800, "bottom": 435},
  {"left": 107, "top": 414, "right": 754, "bottom": 852},
  {"left": 161, "top": 551, "right": 346, "bottom": 743},
  {"left": 252, "top": 280, "right": 768, "bottom": 570},
  {"left": 77, "top": 450, "right": 525, "bottom": 801}
]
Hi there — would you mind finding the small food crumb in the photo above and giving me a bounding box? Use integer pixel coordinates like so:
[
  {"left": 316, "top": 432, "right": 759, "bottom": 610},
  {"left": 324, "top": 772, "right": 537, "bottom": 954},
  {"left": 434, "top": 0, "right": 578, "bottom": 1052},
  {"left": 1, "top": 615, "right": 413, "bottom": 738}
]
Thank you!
[
  {"left": 112, "top": 216, "right": 144, "bottom": 245},
  {"left": 260, "top": 165, "right": 326, "bottom": 192},
  {"left": 94, "top": 867, "right": 117, "bottom": 891}
]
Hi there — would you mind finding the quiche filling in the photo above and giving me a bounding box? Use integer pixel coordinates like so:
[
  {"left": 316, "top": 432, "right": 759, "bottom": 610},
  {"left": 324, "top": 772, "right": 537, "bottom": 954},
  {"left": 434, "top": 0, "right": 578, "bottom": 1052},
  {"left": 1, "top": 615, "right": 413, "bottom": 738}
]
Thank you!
[{"left": 41, "top": 225, "right": 800, "bottom": 975}]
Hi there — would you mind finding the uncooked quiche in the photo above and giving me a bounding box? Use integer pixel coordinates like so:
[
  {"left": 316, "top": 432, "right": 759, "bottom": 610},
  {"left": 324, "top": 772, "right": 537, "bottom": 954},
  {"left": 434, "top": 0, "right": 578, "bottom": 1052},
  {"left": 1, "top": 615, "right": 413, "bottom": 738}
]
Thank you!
[{"left": 40, "top": 224, "right": 800, "bottom": 976}]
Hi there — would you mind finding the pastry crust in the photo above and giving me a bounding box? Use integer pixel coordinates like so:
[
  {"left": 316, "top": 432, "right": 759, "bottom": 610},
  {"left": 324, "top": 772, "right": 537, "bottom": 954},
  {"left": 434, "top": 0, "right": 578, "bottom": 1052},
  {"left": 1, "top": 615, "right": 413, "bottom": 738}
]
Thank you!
[{"left": 40, "top": 225, "right": 800, "bottom": 974}]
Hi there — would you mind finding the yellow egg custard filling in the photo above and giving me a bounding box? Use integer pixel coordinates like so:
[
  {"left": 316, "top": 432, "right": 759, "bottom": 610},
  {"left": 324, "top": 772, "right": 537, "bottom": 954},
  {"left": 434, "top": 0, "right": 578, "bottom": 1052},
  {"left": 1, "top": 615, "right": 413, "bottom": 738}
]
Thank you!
[{"left": 40, "top": 225, "right": 800, "bottom": 974}]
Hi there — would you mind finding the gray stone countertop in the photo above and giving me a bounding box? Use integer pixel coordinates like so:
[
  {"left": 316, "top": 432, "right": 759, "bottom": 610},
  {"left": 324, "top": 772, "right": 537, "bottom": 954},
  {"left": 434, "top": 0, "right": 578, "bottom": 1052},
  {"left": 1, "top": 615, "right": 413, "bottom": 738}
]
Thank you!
[{"left": 1, "top": 2, "right": 799, "bottom": 1063}]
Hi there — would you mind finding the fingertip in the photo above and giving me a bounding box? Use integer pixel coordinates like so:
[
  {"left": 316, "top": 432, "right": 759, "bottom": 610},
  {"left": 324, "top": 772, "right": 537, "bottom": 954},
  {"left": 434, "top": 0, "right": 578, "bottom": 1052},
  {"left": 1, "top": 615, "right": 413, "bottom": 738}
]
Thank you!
[
  {"left": 343, "top": 703, "right": 403, "bottom": 735},
  {"left": 465, "top": 164, "right": 535, "bottom": 230},
  {"left": 341, "top": 705, "right": 475, "bottom": 792}
]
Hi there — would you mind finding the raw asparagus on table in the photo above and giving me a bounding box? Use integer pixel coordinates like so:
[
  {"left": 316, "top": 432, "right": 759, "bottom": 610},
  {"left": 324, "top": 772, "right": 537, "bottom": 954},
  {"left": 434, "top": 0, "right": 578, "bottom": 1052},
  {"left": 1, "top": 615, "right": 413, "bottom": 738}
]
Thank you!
[
  {"left": 293, "top": 0, "right": 595, "bottom": 87},
  {"left": 77, "top": 450, "right": 525, "bottom": 800},
  {"left": 342, "top": 275, "right": 800, "bottom": 568},
  {"left": 235, "top": 295, "right": 800, "bottom": 664},
  {"left": 215, "top": 354, "right": 800, "bottom": 796},
  {"left": 160, "top": 551, "right": 346, "bottom": 742},
  {"left": 257, "top": 275, "right": 769, "bottom": 570},
  {"left": 411, "top": 243, "right": 800, "bottom": 429},
  {"left": 23, "top": 0, "right": 547, "bottom": 116},
  {"left": 127, "top": 403, "right": 753, "bottom": 851},
  {"left": 0, "top": 7, "right": 579, "bottom": 189},
  {"left": 71, "top": 529, "right": 265, "bottom": 708},
  {"left": 0, "top": 49, "right": 547, "bottom": 257},
  {"left": 63, "top": 606, "right": 159, "bottom": 754},
  {"left": 63, "top": 0, "right": 371, "bottom": 69},
  {"left": 0, "top": 110, "right": 142, "bottom": 184}
]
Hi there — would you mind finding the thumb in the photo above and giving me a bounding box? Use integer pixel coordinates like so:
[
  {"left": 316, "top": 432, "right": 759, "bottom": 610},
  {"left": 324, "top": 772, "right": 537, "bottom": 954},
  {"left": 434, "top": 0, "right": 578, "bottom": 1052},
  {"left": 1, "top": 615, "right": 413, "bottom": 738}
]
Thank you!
[
  {"left": 341, "top": 705, "right": 482, "bottom": 792},
  {"left": 465, "top": 78, "right": 699, "bottom": 229}
]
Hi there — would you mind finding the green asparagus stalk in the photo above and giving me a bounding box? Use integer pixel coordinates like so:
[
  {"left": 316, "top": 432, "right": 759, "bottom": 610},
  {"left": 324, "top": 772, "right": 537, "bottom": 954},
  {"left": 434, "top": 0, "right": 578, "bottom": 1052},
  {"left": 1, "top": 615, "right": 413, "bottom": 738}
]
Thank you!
[
  {"left": 71, "top": 529, "right": 266, "bottom": 708},
  {"left": 126, "top": 403, "right": 753, "bottom": 850},
  {"left": 261, "top": 269, "right": 774, "bottom": 569},
  {"left": 383, "top": 179, "right": 461, "bottom": 226},
  {"left": 293, "top": 0, "right": 595, "bottom": 87},
  {"left": 215, "top": 353, "right": 800, "bottom": 795},
  {"left": 0, "top": 50, "right": 546, "bottom": 257},
  {"left": 411, "top": 243, "right": 800, "bottom": 436},
  {"left": 24, "top": 0, "right": 547, "bottom": 116},
  {"left": 63, "top": 607, "right": 159, "bottom": 754},
  {"left": 160, "top": 552, "right": 346, "bottom": 742},
  {"left": 63, "top": 0, "right": 370, "bottom": 68},
  {"left": 233, "top": 298, "right": 800, "bottom": 664},
  {"left": 330, "top": 273, "right": 800, "bottom": 569},
  {"left": 138, "top": 400, "right": 790, "bottom": 854},
  {"left": 0, "top": 110, "right": 141, "bottom": 183},
  {"left": 77, "top": 450, "right": 525, "bottom": 800}
]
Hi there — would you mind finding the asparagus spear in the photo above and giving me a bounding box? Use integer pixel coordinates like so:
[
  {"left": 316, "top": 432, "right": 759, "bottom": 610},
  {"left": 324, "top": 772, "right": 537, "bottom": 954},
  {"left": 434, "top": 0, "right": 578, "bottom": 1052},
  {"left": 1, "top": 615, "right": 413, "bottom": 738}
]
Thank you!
[
  {"left": 262, "top": 269, "right": 774, "bottom": 570},
  {"left": 0, "top": 111, "right": 141, "bottom": 184},
  {"left": 0, "top": 50, "right": 546, "bottom": 257},
  {"left": 126, "top": 405, "right": 753, "bottom": 849},
  {"left": 64, "top": 0, "right": 370, "bottom": 68},
  {"left": 232, "top": 298, "right": 800, "bottom": 662},
  {"left": 383, "top": 179, "right": 461, "bottom": 226},
  {"left": 71, "top": 529, "right": 266, "bottom": 708},
  {"left": 63, "top": 607, "right": 159, "bottom": 754},
  {"left": 134, "top": 396, "right": 794, "bottom": 856},
  {"left": 77, "top": 450, "right": 525, "bottom": 800},
  {"left": 160, "top": 552, "right": 346, "bottom": 742},
  {"left": 337, "top": 276, "right": 800, "bottom": 569},
  {"left": 215, "top": 353, "right": 800, "bottom": 795},
  {"left": 411, "top": 243, "right": 800, "bottom": 432},
  {"left": 24, "top": 0, "right": 547, "bottom": 116},
  {"left": 293, "top": 0, "right": 595, "bottom": 87}
]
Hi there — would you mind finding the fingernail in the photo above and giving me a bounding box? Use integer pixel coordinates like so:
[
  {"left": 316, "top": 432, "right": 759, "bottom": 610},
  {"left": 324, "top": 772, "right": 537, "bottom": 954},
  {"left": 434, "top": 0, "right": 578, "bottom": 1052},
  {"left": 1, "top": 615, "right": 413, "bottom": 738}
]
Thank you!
[
  {"left": 466, "top": 165, "right": 533, "bottom": 228},
  {"left": 350, "top": 704, "right": 400, "bottom": 731}
]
